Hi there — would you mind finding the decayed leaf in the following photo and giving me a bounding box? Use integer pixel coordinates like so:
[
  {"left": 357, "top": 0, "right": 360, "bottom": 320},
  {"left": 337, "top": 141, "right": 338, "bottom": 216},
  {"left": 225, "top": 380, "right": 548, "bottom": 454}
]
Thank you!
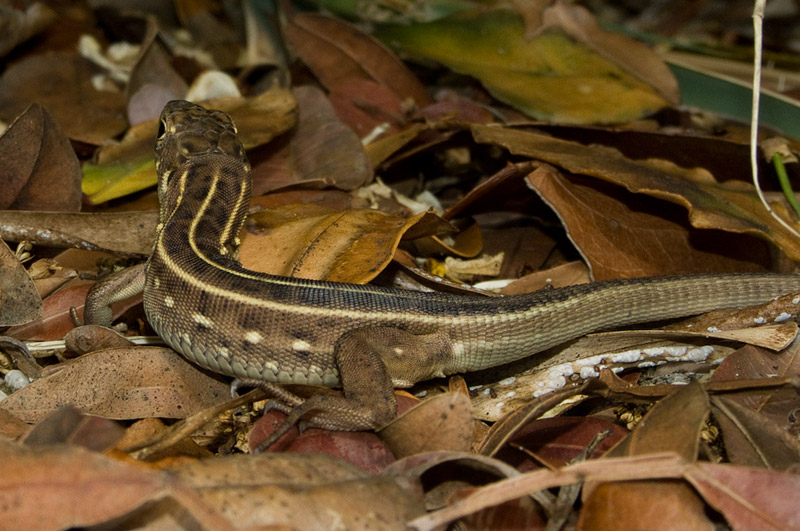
[
  {"left": 472, "top": 124, "right": 800, "bottom": 263},
  {"left": 83, "top": 88, "right": 297, "bottom": 204},
  {"left": 0, "top": 347, "right": 230, "bottom": 423},
  {"left": 375, "top": 8, "right": 669, "bottom": 124},
  {"left": 0, "top": 104, "right": 82, "bottom": 212},
  {"left": 0, "top": 210, "right": 158, "bottom": 255},
  {"left": 240, "top": 203, "right": 427, "bottom": 283},
  {"left": 0, "top": 239, "right": 42, "bottom": 326},
  {"left": 0, "top": 52, "right": 126, "bottom": 144}
]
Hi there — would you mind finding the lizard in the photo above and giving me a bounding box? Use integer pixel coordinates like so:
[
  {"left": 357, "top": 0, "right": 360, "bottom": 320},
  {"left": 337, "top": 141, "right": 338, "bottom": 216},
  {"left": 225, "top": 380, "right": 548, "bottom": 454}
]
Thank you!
[{"left": 85, "top": 99, "right": 800, "bottom": 443}]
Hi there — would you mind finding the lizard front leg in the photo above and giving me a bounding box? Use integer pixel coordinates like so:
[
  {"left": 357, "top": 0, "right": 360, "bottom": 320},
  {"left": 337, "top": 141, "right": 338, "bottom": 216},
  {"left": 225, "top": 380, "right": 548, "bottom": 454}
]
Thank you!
[{"left": 82, "top": 263, "right": 146, "bottom": 326}]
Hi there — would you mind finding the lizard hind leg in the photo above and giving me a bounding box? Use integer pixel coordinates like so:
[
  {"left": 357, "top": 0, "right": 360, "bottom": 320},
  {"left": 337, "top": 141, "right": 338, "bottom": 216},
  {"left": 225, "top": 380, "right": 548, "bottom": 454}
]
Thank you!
[{"left": 247, "top": 326, "right": 452, "bottom": 452}]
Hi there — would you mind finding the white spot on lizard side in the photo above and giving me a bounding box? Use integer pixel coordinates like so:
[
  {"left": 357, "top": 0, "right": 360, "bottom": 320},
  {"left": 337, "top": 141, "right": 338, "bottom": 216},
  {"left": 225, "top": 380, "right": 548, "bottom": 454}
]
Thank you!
[
  {"left": 192, "top": 313, "right": 213, "bottom": 328},
  {"left": 244, "top": 330, "right": 263, "bottom": 344},
  {"left": 292, "top": 340, "right": 311, "bottom": 351}
]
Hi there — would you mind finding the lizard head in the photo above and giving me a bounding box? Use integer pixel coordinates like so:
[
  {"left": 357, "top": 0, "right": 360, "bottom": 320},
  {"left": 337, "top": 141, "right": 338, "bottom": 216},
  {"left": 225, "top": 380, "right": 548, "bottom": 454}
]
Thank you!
[{"left": 155, "top": 100, "right": 247, "bottom": 205}]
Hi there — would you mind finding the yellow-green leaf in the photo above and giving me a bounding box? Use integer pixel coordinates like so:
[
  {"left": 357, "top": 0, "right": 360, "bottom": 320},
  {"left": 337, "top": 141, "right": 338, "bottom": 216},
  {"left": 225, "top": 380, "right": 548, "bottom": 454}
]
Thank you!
[{"left": 376, "top": 8, "right": 669, "bottom": 124}]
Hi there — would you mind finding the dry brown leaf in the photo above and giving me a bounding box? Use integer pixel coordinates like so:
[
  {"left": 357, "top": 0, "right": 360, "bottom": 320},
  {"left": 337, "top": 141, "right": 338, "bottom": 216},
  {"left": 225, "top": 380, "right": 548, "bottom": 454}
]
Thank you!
[
  {"left": 408, "top": 453, "right": 687, "bottom": 530},
  {"left": 489, "top": 416, "right": 626, "bottom": 470},
  {"left": 579, "top": 480, "right": 713, "bottom": 530},
  {"left": 64, "top": 325, "right": 136, "bottom": 356},
  {"left": 686, "top": 462, "right": 800, "bottom": 530},
  {"left": 711, "top": 395, "right": 800, "bottom": 470},
  {"left": 283, "top": 10, "right": 431, "bottom": 107},
  {"left": 0, "top": 407, "right": 28, "bottom": 440},
  {"left": 0, "top": 210, "right": 158, "bottom": 255},
  {"left": 608, "top": 382, "right": 709, "bottom": 459},
  {"left": 473, "top": 125, "right": 800, "bottom": 264},
  {"left": 379, "top": 392, "right": 473, "bottom": 458},
  {"left": 0, "top": 3, "right": 56, "bottom": 57},
  {"left": 251, "top": 86, "right": 372, "bottom": 194},
  {"left": 240, "top": 203, "right": 426, "bottom": 283},
  {"left": 125, "top": 25, "right": 188, "bottom": 126},
  {"left": 711, "top": 342, "right": 800, "bottom": 437},
  {"left": 577, "top": 385, "right": 714, "bottom": 530},
  {"left": 22, "top": 405, "right": 125, "bottom": 451},
  {"left": 0, "top": 104, "right": 82, "bottom": 211},
  {"left": 0, "top": 441, "right": 234, "bottom": 530},
  {"left": 0, "top": 347, "right": 230, "bottom": 423},
  {"left": 526, "top": 163, "right": 769, "bottom": 278},
  {"left": 7, "top": 282, "right": 93, "bottom": 340},
  {"left": 0, "top": 52, "right": 126, "bottom": 144},
  {"left": 0, "top": 239, "right": 42, "bottom": 326},
  {"left": 499, "top": 261, "right": 590, "bottom": 294},
  {"left": 168, "top": 453, "right": 425, "bottom": 528}
]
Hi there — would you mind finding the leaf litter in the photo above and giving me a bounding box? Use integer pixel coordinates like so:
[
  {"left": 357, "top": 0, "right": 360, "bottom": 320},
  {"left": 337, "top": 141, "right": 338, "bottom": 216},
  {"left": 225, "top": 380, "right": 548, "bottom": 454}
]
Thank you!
[{"left": 0, "top": 1, "right": 799, "bottom": 529}]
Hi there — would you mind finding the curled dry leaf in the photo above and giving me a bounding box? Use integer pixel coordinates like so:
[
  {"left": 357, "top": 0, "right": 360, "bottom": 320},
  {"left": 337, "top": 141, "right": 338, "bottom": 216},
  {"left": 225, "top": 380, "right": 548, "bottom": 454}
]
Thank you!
[
  {"left": 473, "top": 125, "right": 800, "bottom": 264},
  {"left": 605, "top": 382, "right": 710, "bottom": 460},
  {"left": 711, "top": 395, "right": 800, "bottom": 470},
  {"left": 0, "top": 442, "right": 198, "bottom": 530},
  {"left": 167, "top": 452, "right": 425, "bottom": 528},
  {"left": 0, "top": 239, "right": 42, "bottom": 326},
  {"left": 0, "top": 104, "right": 82, "bottom": 212},
  {"left": 0, "top": 347, "right": 230, "bottom": 423},
  {"left": 22, "top": 405, "right": 125, "bottom": 451},
  {"left": 711, "top": 342, "right": 800, "bottom": 436},
  {"left": 526, "top": 164, "right": 769, "bottom": 278},
  {"left": 578, "top": 385, "right": 714, "bottom": 530},
  {"left": 579, "top": 480, "right": 713, "bottom": 530}
]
